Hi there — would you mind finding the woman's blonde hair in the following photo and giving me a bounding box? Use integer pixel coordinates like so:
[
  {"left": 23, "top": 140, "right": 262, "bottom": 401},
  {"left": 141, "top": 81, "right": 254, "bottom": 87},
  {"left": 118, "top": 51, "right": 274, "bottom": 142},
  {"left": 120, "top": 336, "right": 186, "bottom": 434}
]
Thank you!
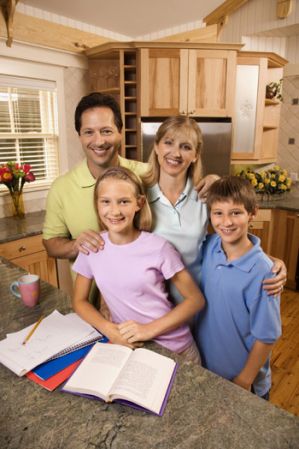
[
  {"left": 94, "top": 166, "right": 152, "bottom": 231},
  {"left": 142, "top": 116, "right": 203, "bottom": 187}
]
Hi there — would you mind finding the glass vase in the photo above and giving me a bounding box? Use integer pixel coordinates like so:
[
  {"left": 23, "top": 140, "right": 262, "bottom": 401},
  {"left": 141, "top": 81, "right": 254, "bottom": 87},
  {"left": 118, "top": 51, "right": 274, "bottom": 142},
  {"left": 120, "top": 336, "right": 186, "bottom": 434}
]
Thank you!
[{"left": 10, "top": 190, "right": 25, "bottom": 218}]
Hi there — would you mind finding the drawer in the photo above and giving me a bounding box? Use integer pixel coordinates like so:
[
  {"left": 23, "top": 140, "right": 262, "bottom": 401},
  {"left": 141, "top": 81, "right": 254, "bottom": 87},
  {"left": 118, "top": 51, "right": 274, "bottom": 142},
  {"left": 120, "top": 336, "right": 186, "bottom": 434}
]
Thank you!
[{"left": 0, "top": 235, "right": 44, "bottom": 260}]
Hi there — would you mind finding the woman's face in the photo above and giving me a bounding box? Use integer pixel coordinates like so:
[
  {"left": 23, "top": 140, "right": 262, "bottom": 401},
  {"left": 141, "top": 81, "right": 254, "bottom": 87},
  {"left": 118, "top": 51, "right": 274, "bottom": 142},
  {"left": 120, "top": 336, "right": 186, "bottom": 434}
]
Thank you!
[{"left": 154, "top": 129, "right": 198, "bottom": 178}]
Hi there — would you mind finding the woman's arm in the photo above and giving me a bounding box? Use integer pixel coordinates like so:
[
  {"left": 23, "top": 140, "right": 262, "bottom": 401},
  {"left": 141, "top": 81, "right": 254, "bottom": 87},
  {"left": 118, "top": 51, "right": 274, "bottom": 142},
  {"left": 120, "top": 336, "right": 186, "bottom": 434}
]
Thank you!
[
  {"left": 118, "top": 269, "right": 205, "bottom": 344},
  {"left": 232, "top": 340, "right": 274, "bottom": 391},
  {"left": 194, "top": 174, "right": 220, "bottom": 200},
  {"left": 263, "top": 256, "right": 287, "bottom": 296},
  {"left": 73, "top": 274, "right": 136, "bottom": 348}
]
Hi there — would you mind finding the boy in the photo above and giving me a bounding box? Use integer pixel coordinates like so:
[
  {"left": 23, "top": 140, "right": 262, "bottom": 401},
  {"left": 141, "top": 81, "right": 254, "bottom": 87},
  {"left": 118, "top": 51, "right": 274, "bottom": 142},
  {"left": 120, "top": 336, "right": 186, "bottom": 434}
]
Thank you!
[{"left": 195, "top": 176, "right": 281, "bottom": 399}]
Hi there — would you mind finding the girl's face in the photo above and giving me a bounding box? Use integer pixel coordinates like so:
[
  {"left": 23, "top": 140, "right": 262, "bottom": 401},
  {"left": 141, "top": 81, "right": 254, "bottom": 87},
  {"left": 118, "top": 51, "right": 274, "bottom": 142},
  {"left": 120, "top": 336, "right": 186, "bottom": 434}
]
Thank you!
[
  {"left": 97, "top": 178, "right": 142, "bottom": 236},
  {"left": 154, "top": 129, "right": 198, "bottom": 178}
]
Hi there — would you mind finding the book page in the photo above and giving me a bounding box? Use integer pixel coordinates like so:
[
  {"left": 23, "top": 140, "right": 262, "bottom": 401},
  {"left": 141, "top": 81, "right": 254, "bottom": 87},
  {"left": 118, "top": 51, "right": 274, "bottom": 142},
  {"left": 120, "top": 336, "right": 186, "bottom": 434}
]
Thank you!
[
  {"left": 62, "top": 343, "right": 132, "bottom": 400},
  {"left": 0, "top": 311, "right": 98, "bottom": 375},
  {"left": 111, "top": 348, "right": 176, "bottom": 414}
]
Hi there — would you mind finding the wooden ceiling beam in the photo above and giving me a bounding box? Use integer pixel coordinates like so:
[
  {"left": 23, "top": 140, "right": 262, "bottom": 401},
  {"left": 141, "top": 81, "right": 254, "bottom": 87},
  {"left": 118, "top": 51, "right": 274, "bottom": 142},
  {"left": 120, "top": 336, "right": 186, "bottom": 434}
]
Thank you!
[
  {"left": 203, "top": 0, "right": 249, "bottom": 31},
  {"left": 277, "top": 0, "right": 293, "bottom": 19},
  {"left": 0, "top": 0, "right": 19, "bottom": 46}
]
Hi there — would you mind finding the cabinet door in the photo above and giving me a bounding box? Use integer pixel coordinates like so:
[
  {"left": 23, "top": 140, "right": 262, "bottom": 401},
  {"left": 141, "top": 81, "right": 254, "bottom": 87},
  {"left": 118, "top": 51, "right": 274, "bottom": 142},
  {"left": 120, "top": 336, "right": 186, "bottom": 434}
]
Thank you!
[
  {"left": 249, "top": 209, "right": 273, "bottom": 254},
  {"left": 139, "top": 48, "right": 188, "bottom": 116},
  {"left": 0, "top": 235, "right": 58, "bottom": 287},
  {"left": 271, "top": 209, "right": 299, "bottom": 289},
  {"left": 187, "top": 49, "right": 236, "bottom": 117},
  {"left": 231, "top": 56, "right": 282, "bottom": 163}
]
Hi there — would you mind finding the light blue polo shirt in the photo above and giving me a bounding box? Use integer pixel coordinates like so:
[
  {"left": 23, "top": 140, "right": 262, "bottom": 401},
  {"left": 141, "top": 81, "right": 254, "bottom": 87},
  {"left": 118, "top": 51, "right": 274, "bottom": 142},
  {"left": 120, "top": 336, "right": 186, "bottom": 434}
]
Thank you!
[
  {"left": 195, "top": 233, "right": 281, "bottom": 397},
  {"left": 148, "top": 177, "right": 208, "bottom": 304}
]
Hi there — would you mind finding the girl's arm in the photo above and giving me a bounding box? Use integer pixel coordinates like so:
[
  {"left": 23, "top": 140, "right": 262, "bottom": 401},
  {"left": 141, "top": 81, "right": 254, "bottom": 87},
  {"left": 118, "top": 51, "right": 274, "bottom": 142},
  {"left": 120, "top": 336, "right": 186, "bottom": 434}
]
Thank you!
[
  {"left": 263, "top": 256, "right": 287, "bottom": 296},
  {"left": 73, "top": 274, "right": 136, "bottom": 348},
  {"left": 118, "top": 268, "right": 205, "bottom": 344},
  {"left": 232, "top": 340, "right": 274, "bottom": 391}
]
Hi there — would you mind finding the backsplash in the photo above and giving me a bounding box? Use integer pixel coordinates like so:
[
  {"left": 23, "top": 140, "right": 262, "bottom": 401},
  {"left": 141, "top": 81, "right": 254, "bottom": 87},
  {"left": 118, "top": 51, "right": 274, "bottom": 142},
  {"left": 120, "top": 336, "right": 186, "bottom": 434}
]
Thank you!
[{"left": 278, "top": 75, "right": 299, "bottom": 178}]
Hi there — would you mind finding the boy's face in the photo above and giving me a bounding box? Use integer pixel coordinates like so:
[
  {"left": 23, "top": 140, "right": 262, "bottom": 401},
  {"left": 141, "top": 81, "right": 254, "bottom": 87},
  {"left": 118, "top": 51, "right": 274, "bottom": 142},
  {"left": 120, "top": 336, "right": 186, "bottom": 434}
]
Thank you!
[{"left": 210, "top": 200, "right": 256, "bottom": 245}]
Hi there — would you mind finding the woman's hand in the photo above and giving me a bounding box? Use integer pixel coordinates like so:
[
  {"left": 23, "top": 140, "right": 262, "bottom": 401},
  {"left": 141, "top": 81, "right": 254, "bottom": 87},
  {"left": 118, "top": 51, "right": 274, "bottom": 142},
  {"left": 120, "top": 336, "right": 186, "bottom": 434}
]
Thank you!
[
  {"left": 194, "top": 174, "right": 220, "bottom": 201},
  {"left": 263, "top": 257, "right": 287, "bottom": 296},
  {"left": 118, "top": 320, "right": 154, "bottom": 344},
  {"left": 74, "top": 230, "right": 105, "bottom": 255}
]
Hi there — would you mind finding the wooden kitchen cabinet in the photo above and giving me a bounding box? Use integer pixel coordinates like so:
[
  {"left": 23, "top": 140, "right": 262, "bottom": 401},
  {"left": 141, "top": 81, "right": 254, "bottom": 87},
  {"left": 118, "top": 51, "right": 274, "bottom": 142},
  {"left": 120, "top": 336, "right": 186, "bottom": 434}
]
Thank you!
[
  {"left": 271, "top": 209, "right": 299, "bottom": 290},
  {"left": 139, "top": 46, "right": 237, "bottom": 117},
  {"left": 231, "top": 52, "right": 287, "bottom": 164},
  {"left": 249, "top": 208, "right": 273, "bottom": 253},
  {"left": 88, "top": 44, "right": 140, "bottom": 161},
  {"left": 86, "top": 42, "right": 241, "bottom": 161},
  {"left": 0, "top": 234, "right": 58, "bottom": 287}
]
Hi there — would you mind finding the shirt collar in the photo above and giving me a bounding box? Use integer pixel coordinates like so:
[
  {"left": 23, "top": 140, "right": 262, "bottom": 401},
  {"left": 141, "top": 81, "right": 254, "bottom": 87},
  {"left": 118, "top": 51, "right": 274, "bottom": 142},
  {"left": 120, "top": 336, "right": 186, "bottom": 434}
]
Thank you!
[
  {"left": 77, "top": 157, "right": 122, "bottom": 188},
  {"left": 148, "top": 177, "right": 197, "bottom": 204},
  {"left": 213, "top": 234, "right": 262, "bottom": 273}
]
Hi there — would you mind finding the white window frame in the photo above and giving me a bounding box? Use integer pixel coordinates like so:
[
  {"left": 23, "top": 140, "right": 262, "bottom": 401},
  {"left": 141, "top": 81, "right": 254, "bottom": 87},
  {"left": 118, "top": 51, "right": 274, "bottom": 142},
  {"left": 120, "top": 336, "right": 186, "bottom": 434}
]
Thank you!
[{"left": 0, "top": 56, "right": 68, "bottom": 195}]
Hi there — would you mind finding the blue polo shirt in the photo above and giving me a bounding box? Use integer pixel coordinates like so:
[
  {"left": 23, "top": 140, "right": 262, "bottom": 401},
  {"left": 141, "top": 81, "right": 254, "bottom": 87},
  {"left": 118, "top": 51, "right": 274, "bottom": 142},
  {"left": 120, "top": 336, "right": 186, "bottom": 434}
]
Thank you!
[
  {"left": 148, "top": 178, "right": 208, "bottom": 304},
  {"left": 195, "top": 233, "right": 281, "bottom": 397}
]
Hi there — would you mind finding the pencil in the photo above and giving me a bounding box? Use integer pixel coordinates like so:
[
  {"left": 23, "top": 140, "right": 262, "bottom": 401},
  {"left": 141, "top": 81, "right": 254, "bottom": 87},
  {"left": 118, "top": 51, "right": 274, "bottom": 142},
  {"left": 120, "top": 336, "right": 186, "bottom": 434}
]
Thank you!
[{"left": 22, "top": 316, "right": 44, "bottom": 345}]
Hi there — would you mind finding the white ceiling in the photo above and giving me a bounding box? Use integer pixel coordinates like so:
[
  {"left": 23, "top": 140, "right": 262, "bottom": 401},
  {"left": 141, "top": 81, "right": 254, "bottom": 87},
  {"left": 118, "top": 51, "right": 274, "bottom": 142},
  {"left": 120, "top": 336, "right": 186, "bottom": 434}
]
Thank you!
[{"left": 20, "top": 0, "right": 224, "bottom": 38}]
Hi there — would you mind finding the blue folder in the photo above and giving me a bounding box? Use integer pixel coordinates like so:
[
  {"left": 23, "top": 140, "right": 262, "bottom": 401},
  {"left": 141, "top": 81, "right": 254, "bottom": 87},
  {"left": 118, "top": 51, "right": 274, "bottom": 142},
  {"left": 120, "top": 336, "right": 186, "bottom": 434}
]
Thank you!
[{"left": 33, "top": 337, "right": 108, "bottom": 380}]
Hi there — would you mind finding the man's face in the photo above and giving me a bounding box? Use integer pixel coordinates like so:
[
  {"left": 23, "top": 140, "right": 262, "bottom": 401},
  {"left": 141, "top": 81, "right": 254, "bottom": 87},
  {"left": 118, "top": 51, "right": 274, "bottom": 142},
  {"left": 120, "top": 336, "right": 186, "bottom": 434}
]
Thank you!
[{"left": 79, "top": 107, "right": 122, "bottom": 176}]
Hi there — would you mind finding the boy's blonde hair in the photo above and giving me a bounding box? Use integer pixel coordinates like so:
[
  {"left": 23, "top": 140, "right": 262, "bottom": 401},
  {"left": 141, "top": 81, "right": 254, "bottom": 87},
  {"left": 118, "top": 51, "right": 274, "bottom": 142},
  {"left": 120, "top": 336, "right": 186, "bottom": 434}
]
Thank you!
[
  {"left": 94, "top": 166, "right": 152, "bottom": 231},
  {"left": 142, "top": 116, "right": 203, "bottom": 187},
  {"left": 207, "top": 176, "right": 258, "bottom": 214}
]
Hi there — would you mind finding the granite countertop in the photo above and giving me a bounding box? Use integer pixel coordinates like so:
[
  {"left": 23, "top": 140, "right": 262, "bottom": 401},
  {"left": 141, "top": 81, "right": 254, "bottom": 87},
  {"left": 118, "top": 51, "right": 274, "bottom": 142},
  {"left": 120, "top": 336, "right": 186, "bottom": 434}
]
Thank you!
[
  {"left": 258, "top": 183, "right": 299, "bottom": 211},
  {"left": 0, "top": 210, "right": 45, "bottom": 244},
  {"left": 0, "top": 186, "right": 299, "bottom": 245},
  {"left": 1, "top": 257, "right": 299, "bottom": 449}
]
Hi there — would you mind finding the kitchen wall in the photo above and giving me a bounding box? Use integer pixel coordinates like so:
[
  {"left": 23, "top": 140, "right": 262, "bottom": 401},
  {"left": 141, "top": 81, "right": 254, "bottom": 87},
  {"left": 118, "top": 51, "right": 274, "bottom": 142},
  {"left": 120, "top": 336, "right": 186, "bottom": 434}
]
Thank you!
[
  {"left": 0, "top": 41, "right": 89, "bottom": 217},
  {"left": 218, "top": 0, "right": 299, "bottom": 178}
]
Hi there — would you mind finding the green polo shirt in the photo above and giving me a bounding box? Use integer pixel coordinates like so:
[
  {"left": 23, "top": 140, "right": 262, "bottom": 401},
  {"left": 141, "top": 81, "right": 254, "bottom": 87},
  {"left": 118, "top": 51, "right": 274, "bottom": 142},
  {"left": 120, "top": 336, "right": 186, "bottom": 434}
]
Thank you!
[{"left": 43, "top": 156, "right": 148, "bottom": 241}]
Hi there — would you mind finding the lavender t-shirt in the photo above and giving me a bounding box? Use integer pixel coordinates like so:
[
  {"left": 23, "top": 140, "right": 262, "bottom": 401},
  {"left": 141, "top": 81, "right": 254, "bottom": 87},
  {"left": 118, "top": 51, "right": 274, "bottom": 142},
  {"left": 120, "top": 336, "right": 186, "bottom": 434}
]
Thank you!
[{"left": 73, "top": 231, "right": 194, "bottom": 353}]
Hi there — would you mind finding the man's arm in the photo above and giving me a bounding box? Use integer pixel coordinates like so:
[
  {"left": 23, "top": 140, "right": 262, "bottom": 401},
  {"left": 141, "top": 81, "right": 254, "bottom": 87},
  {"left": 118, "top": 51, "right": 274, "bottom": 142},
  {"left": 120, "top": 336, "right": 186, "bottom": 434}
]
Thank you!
[{"left": 43, "top": 230, "right": 104, "bottom": 260}]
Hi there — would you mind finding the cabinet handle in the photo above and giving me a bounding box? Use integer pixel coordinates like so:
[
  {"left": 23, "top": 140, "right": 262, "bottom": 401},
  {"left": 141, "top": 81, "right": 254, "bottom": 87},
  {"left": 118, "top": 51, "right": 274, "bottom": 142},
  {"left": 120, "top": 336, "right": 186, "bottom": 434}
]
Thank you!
[
  {"left": 180, "top": 111, "right": 186, "bottom": 115},
  {"left": 18, "top": 246, "right": 26, "bottom": 252}
]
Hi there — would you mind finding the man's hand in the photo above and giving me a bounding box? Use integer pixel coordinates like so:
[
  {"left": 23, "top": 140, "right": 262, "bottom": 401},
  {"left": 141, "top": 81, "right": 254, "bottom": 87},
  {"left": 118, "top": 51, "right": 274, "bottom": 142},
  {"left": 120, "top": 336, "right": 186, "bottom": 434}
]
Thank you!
[
  {"left": 74, "top": 230, "right": 105, "bottom": 255},
  {"left": 194, "top": 174, "right": 220, "bottom": 201}
]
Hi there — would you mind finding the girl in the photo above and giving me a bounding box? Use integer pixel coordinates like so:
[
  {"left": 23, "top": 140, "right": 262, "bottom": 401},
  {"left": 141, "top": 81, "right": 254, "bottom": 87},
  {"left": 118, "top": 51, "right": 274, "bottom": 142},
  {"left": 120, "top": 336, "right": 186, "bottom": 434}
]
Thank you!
[{"left": 72, "top": 166, "right": 205, "bottom": 361}]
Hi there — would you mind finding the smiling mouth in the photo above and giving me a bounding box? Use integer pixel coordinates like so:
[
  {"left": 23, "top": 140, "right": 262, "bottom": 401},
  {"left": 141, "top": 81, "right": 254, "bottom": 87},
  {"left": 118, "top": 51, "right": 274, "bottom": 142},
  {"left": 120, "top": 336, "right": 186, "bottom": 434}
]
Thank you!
[
  {"left": 91, "top": 145, "right": 112, "bottom": 156},
  {"left": 220, "top": 228, "right": 236, "bottom": 234},
  {"left": 165, "top": 158, "right": 182, "bottom": 166}
]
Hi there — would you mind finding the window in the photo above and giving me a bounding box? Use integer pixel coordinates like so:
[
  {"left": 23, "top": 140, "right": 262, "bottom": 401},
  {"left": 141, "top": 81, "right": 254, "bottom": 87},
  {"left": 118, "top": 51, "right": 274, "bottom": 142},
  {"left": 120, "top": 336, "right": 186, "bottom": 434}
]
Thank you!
[{"left": 0, "top": 75, "right": 59, "bottom": 190}]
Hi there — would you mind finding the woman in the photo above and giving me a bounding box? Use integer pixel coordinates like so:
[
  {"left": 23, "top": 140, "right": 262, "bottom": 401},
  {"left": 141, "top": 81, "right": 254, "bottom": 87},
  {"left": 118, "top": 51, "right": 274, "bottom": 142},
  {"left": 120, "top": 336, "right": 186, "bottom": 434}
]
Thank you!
[{"left": 142, "top": 116, "right": 286, "bottom": 303}]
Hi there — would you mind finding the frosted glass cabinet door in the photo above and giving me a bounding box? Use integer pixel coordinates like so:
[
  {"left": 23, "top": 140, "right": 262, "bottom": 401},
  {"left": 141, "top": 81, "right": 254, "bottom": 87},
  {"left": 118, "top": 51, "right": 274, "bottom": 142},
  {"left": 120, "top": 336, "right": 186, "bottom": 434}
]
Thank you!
[{"left": 233, "top": 65, "right": 259, "bottom": 153}]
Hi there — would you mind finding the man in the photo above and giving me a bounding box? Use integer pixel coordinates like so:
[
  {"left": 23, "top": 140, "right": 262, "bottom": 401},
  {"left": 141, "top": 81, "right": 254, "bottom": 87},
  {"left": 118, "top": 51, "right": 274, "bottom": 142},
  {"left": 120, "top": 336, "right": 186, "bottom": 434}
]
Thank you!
[{"left": 43, "top": 92, "right": 214, "bottom": 261}]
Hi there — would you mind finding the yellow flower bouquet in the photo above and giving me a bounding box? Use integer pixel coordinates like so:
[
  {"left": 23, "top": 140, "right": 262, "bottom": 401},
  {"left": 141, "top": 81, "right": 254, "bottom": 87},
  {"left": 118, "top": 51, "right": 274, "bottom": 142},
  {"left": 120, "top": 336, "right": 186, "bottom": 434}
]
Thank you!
[{"left": 237, "top": 166, "right": 292, "bottom": 197}]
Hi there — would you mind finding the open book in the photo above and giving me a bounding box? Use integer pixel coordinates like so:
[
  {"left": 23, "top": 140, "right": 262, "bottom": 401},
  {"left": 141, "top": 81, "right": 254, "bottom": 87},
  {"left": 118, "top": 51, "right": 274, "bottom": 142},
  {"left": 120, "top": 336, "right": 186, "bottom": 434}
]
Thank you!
[{"left": 62, "top": 342, "right": 177, "bottom": 416}]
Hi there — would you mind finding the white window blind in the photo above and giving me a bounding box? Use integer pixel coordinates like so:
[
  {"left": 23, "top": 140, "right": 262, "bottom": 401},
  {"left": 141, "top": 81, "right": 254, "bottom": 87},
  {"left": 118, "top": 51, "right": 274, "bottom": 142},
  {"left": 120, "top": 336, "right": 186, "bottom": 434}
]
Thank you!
[{"left": 0, "top": 75, "right": 59, "bottom": 190}]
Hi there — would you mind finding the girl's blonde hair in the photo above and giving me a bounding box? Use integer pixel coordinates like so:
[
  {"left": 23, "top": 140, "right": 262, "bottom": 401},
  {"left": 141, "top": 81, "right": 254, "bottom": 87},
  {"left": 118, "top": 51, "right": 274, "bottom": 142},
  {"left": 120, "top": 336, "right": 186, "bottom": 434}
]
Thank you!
[
  {"left": 142, "top": 115, "right": 203, "bottom": 188},
  {"left": 94, "top": 166, "right": 152, "bottom": 231}
]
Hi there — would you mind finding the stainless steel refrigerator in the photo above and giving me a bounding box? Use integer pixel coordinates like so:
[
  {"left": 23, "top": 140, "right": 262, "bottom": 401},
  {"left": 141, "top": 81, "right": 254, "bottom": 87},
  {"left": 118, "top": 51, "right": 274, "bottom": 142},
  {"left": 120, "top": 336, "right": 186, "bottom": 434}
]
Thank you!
[{"left": 141, "top": 117, "right": 232, "bottom": 177}]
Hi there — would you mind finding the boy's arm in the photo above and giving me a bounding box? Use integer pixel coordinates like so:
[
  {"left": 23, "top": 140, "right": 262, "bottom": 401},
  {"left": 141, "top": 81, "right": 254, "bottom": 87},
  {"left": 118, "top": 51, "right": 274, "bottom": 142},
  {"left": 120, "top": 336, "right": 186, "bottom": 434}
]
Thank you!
[
  {"left": 232, "top": 340, "right": 274, "bottom": 390},
  {"left": 118, "top": 268, "right": 205, "bottom": 344},
  {"left": 73, "top": 274, "right": 136, "bottom": 349}
]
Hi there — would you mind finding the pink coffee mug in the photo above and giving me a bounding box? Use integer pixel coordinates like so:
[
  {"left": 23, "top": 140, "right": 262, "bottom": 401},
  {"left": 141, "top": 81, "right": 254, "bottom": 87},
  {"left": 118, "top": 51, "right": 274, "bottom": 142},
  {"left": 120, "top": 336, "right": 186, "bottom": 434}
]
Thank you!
[{"left": 10, "top": 274, "right": 40, "bottom": 307}]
